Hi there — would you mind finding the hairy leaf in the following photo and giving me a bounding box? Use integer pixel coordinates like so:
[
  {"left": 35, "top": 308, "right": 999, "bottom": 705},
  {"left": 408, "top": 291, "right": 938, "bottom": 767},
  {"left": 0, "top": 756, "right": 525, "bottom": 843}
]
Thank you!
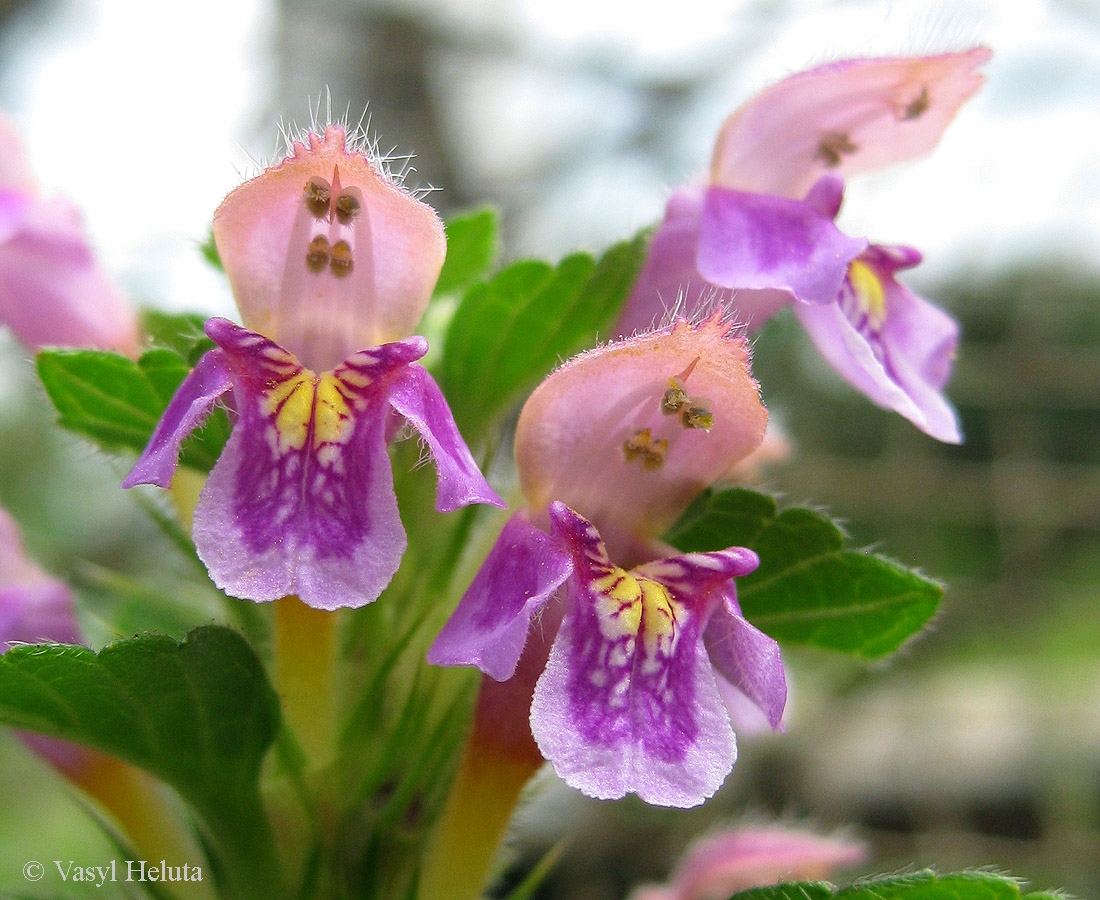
[
  {"left": 37, "top": 347, "right": 229, "bottom": 473},
  {"left": 0, "top": 627, "right": 282, "bottom": 898},
  {"left": 666, "top": 488, "right": 942, "bottom": 657},
  {"left": 729, "top": 871, "right": 1067, "bottom": 900},
  {"left": 438, "top": 231, "right": 648, "bottom": 438}
]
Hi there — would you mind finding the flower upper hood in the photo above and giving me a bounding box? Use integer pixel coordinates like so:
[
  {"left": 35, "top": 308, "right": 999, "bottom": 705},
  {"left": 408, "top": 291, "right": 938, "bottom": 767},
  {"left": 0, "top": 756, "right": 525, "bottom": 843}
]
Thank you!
[{"left": 213, "top": 124, "right": 446, "bottom": 371}]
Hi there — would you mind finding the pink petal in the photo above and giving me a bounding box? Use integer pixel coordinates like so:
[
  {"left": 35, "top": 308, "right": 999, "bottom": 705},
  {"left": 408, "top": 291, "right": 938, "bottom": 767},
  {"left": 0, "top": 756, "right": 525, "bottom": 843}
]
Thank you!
[
  {"left": 669, "top": 826, "right": 866, "bottom": 898},
  {"left": 515, "top": 316, "right": 767, "bottom": 562},
  {"left": 710, "top": 48, "right": 991, "bottom": 198},
  {"left": 213, "top": 125, "right": 446, "bottom": 371},
  {"left": 0, "top": 509, "right": 83, "bottom": 649},
  {"left": 0, "top": 195, "right": 139, "bottom": 355}
]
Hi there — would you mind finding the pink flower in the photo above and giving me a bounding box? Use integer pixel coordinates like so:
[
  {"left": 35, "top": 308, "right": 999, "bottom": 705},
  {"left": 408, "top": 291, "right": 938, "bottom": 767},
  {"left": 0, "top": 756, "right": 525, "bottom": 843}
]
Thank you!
[
  {"left": 0, "top": 112, "right": 139, "bottom": 355},
  {"left": 125, "top": 125, "right": 502, "bottom": 610},
  {"left": 630, "top": 826, "right": 866, "bottom": 900},
  {"left": 0, "top": 507, "right": 89, "bottom": 773},
  {"left": 430, "top": 317, "right": 786, "bottom": 806},
  {"left": 619, "top": 50, "right": 990, "bottom": 443}
]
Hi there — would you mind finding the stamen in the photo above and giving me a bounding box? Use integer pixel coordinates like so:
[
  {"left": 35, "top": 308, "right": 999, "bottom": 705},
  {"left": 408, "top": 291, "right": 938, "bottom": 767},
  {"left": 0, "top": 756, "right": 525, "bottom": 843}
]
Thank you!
[
  {"left": 622, "top": 428, "right": 668, "bottom": 470},
  {"left": 306, "top": 235, "right": 330, "bottom": 272},
  {"left": 304, "top": 177, "right": 332, "bottom": 219},
  {"left": 642, "top": 438, "right": 668, "bottom": 470},
  {"left": 680, "top": 401, "right": 713, "bottom": 431},
  {"left": 329, "top": 240, "right": 354, "bottom": 277},
  {"left": 900, "top": 86, "right": 930, "bottom": 121},
  {"left": 334, "top": 190, "right": 362, "bottom": 224},
  {"left": 622, "top": 428, "right": 652, "bottom": 462},
  {"left": 661, "top": 377, "right": 689, "bottom": 415},
  {"left": 816, "top": 131, "right": 858, "bottom": 167}
]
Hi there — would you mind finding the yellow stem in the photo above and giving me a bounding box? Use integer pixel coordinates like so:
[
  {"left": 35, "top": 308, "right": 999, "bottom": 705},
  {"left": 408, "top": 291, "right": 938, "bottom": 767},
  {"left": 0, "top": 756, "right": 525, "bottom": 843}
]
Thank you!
[
  {"left": 274, "top": 595, "right": 338, "bottom": 766},
  {"left": 418, "top": 673, "right": 545, "bottom": 900},
  {"left": 69, "top": 752, "right": 216, "bottom": 900}
]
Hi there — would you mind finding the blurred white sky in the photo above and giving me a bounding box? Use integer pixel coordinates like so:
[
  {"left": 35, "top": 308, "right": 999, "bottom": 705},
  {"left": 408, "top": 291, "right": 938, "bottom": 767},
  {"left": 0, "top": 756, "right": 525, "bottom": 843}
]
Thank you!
[{"left": 0, "top": 0, "right": 1098, "bottom": 315}]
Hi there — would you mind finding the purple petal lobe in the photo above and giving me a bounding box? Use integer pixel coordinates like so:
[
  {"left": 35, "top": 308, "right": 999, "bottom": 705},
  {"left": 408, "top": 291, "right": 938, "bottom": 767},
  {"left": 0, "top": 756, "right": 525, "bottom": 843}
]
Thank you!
[
  {"left": 122, "top": 348, "right": 233, "bottom": 488},
  {"left": 704, "top": 588, "right": 787, "bottom": 730},
  {"left": 616, "top": 186, "right": 734, "bottom": 340},
  {"left": 530, "top": 503, "right": 742, "bottom": 807},
  {"left": 428, "top": 514, "right": 572, "bottom": 680},
  {"left": 192, "top": 320, "right": 426, "bottom": 609},
  {"left": 802, "top": 173, "right": 846, "bottom": 219},
  {"left": 795, "top": 249, "right": 961, "bottom": 442},
  {"left": 388, "top": 363, "right": 504, "bottom": 512},
  {"left": 698, "top": 186, "right": 866, "bottom": 306}
]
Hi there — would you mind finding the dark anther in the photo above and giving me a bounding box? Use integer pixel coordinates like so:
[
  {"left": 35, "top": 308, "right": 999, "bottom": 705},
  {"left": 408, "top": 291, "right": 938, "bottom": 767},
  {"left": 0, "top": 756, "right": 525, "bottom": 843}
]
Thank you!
[
  {"left": 304, "top": 177, "right": 332, "bottom": 218},
  {"left": 902, "top": 86, "right": 930, "bottom": 121},
  {"left": 330, "top": 240, "right": 354, "bottom": 277},
  {"left": 681, "top": 402, "right": 713, "bottom": 431},
  {"left": 661, "top": 377, "right": 689, "bottom": 415},
  {"left": 816, "top": 131, "right": 858, "bottom": 167},
  {"left": 335, "top": 191, "right": 362, "bottom": 224},
  {"left": 306, "top": 235, "right": 330, "bottom": 273}
]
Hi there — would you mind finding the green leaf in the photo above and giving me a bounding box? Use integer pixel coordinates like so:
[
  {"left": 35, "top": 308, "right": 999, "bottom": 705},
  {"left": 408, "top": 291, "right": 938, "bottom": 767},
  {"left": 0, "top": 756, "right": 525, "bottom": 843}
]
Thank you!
[
  {"left": 200, "top": 229, "right": 223, "bottom": 271},
  {"left": 438, "top": 229, "right": 648, "bottom": 438},
  {"left": 435, "top": 207, "right": 499, "bottom": 296},
  {"left": 0, "top": 627, "right": 282, "bottom": 899},
  {"left": 36, "top": 347, "right": 230, "bottom": 473},
  {"left": 665, "top": 488, "right": 942, "bottom": 658},
  {"left": 729, "top": 872, "right": 1058, "bottom": 900},
  {"left": 140, "top": 308, "right": 215, "bottom": 364}
]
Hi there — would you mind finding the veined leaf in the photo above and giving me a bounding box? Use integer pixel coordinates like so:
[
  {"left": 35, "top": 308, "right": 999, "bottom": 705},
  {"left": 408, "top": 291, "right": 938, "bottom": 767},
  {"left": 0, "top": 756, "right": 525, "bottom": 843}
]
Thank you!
[
  {"left": 438, "top": 230, "right": 648, "bottom": 439},
  {"left": 37, "top": 347, "right": 229, "bottom": 472},
  {"left": 0, "top": 627, "right": 282, "bottom": 899},
  {"left": 666, "top": 488, "right": 942, "bottom": 658}
]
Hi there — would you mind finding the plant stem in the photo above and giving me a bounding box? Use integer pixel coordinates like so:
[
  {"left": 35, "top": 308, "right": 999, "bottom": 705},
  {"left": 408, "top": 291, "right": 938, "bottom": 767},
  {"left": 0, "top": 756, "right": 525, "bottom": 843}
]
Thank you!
[
  {"left": 417, "top": 673, "right": 545, "bottom": 900},
  {"left": 71, "top": 752, "right": 217, "bottom": 900},
  {"left": 274, "top": 596, "right": 338, "bottom": 767}
]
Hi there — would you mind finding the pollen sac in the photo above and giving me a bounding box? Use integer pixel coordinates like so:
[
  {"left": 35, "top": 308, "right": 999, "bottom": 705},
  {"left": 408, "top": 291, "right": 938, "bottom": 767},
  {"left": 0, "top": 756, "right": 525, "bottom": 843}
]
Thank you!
[
  {"left": 306, "top": 235, "right": 330, "bottom": 272},
  {"left": 681, "top": 401, "right": 713, "bottom": 431},
  {"left": 900, "top": 85, "right": 930, "bottom": 121},
  {"left": 335, "top": 189, "right": 362, "bottom": 224},
  {"left": 330, "top": 240, "right": 353, "bottom": 277},
  {"left": 304, "top": 177, "right": 332, "bottom": 218},
  {"left": 661, "top": 377, "right": 689, "bottom": 415},
  {"left": 622, "top": 428, "right": 668, "bottom": 471},
  {"left": 815, "top": 131, "right": 858, "bottom": 167}
]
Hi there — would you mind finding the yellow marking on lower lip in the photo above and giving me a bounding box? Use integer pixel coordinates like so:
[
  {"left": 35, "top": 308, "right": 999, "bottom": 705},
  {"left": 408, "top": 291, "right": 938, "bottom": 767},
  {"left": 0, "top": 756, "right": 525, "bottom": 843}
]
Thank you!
[{"left": 848, "top": 259, "right": 887, "bottom": 328}]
